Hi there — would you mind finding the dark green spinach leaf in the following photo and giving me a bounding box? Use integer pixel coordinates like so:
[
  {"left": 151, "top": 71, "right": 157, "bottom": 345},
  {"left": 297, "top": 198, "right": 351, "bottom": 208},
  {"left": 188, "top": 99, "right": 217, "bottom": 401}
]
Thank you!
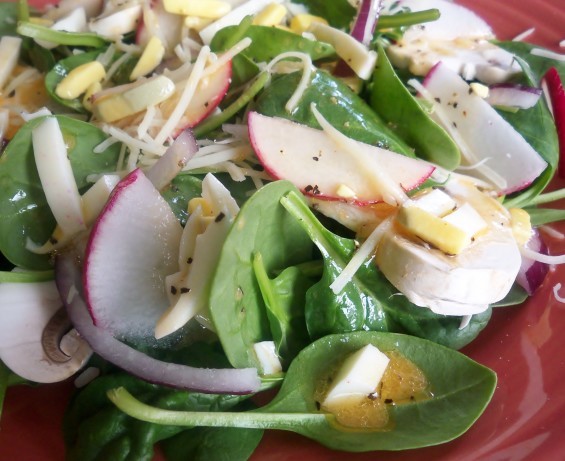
[
  {"left": 209, "top": 181, "right": 314, "bottom": 369},
  {"left": 253, "top": 70, "right": 414, "bottom": 155},
  {"left": 371, "top": 45, "right": 460, "bottom": 169},
  {"left": 0, "top": 116, "right": 121, "bottom": 269}
]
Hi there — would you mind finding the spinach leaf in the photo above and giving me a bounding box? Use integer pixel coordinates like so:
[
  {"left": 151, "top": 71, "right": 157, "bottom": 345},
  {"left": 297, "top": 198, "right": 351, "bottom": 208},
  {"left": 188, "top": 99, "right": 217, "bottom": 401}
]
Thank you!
[
  {"left": 161, "top": 400, "right": 263, "bottom": 461},
  {"left": 496, "top": 41, "right": 565, "bottom": 83},
  {"left": 0, "top": 3, "right": 18, "bottom": 37},
  {"left": 371, "top": 45, "right": 460, "bottom": 169},
  {"left": 290, "top": 0, "right": 356, "bottom": 30},
  {"left": 492, "top": 284, "right": 528, "bottom": 307},
  {"left": 17, "top": 21, "right": 108, "bottom": 48},
  {"left": 161, "top": 173, "right": 203, "bottom": 226},
  {"left": 253, "top": 70, "right": 414, "bottom": 155},
  {"left": 108, "top": 331, "right": 497, "bottom": 451},
  {"left": 209, "top": 181, "right": 314, "bottom": 369},
  {"left": 253, "top": 254, "right": 316, "bottom": 366},
  {"left": 389, "top": 302, "right": 492, "bottom": 350},
  {"left": 281, "top": 192, "right": 397, "bottom": 338},
  {"left": 212, "top": 23, "right": 335, "bottom": 64},
  {"left": 210, "top": 20, "right": 335, "bottom": 86},
  {"left": 65, "top": 372, "right": 251, "bottom": 461},
  {"left": 0, "top": 116, "right": 121, "bottom": 269}
]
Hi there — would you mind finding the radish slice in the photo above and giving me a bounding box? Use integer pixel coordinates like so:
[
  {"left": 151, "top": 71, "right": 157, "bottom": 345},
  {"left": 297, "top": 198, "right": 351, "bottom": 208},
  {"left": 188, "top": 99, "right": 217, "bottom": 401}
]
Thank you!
[
  {"left": 83, "top": 168, "right": 182, "bottom": 342},
  {"left": 516, "top": 230, "right": 549, "bottom": 295},
  {"left": 542, "top": 68, "right": 565, "bottom": 178},
  {"left": 422, "top": 62, "right": 548, "bottom": 194},
  {"left": 56, "top": 254, "right": 260, "bottom": 394},
  {"left": 248, "top": 111, "right": 434, "bottom": 206},
  {"left": 486, "top": 84, "right": 542, "bottom": 109}
]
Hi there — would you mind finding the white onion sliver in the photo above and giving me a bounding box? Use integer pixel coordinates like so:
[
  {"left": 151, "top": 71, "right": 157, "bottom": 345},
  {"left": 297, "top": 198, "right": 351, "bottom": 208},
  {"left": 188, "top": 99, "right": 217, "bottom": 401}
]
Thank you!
[
  {"left": 55, "top": 255, "right": 260, "bottom": 395},
  {"left": 486, "top": 84, "right": 542, "bottom": 109},
  {"left": 520, "top": 245, "right": 565, "bottom": 265},
  {"left": 146, "top": 129, "right": 198, "bottom": 190}
]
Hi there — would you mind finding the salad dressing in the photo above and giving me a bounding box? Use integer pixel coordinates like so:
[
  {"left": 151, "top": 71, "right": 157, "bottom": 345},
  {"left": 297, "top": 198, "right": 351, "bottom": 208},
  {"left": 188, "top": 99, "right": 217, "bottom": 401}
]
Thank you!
[{"left": 316, "top": 350, "right": 431, "bottom": 430}]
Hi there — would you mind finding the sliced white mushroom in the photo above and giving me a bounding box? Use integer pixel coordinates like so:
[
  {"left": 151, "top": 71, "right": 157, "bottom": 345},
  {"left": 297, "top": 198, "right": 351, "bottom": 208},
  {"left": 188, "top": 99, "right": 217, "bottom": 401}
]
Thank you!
[
  {"left": 0, "top": 280, "right": 92, "bottom": 383},
  {"left": 375, "top": 178, "right": 522, "bottom": 315}
]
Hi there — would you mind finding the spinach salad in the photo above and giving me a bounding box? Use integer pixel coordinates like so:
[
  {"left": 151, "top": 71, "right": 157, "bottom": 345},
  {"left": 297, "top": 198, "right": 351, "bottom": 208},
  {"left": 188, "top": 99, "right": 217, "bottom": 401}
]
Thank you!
[{"left": 0, "top": 0, "right": 564, "bottom": 459}]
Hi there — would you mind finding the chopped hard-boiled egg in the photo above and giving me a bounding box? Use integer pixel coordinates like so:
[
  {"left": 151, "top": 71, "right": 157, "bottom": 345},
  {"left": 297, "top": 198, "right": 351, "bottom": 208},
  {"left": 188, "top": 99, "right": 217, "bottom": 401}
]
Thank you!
[
  {"left": 289, "top": 13, "right": 328, "bottom": 34},
  {"left": 253, "top": 341, "right": 283, "bottom": 375},
  {"left": 323, "top": 344, "right": 390, "bottom": 410},
  {"left": 130, "top": 36, "right": 166, "bottom": 81},
  {"left": 163, "top": 0, "right": 232, "bottom": 18},
  {"left": 91, "top": 75, "right": 175, "bottom": 122},
  {"left": 55, "top": 61, "right": 106, "bottom": 100},
  {"left": 253, "top": 3, "right": 287, "bottom": 26}
]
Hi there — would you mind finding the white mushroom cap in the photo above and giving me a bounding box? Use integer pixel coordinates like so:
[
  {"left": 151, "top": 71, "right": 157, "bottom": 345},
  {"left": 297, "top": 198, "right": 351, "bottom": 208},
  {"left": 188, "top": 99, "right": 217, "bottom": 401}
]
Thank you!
[{"left": 0, "top": 280, "right": 92, "bottom": 383}]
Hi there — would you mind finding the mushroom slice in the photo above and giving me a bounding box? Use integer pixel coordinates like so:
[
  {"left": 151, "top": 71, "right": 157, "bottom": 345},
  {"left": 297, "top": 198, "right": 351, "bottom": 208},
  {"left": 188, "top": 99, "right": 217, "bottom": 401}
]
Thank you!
[{"left": 0, "top": 279, "right": 92, "bottom": 383}]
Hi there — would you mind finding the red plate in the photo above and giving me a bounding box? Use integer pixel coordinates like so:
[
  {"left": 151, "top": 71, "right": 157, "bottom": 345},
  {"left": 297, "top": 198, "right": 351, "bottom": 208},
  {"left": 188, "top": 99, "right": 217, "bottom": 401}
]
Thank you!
[{"left": 1, "top": 1, "right": 564, "bottom": 460}]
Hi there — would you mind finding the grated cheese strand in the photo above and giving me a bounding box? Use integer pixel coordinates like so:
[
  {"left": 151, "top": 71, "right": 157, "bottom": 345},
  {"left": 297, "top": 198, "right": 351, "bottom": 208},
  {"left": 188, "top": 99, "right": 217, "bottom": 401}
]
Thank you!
[
  {"left": 512, "top": 28, "right": 535, "bottom": 42},
  {"left": 154, "top": 46, "right": 211, "bottom": 146},
  {"left": 531, "top": 48, "right": 565, "bottom": 62},
  {"left": 102, "top": 125, "right": 167, "bottom": 156},
  {"left": 330, "top": 217, "right": 393, "bottom": 294},
  {"left": 202, "top": 37, "right": 252, "bottom": 78},
  {"left": 553, "top": 283, "right": 565, "bottom": 303},
  {"left": 311, "top": 103, "right": 409, "bottom": 206},
  {"left": 265, "top": 51, "right": 313, "bottom": 113}
]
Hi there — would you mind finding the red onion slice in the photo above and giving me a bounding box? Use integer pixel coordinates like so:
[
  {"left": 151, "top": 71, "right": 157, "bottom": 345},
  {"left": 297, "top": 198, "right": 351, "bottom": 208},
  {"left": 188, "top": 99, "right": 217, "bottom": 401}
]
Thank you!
[
  {"left": 542, "top": 68, "right": 565, "bottom": 178},
  {"left": 145, "top": 128, "right": 198, "bottom": 191},
  {"left": 486, "top": 83, "right": 542, "bottom": 109},
  {"left": 516, "top": 230, "right": 549, "bottom": 295},
  {"left": 55, "top": 254, "right": 260, "bottom": 395},
  {"left": 350, "top": 0, "right": 382, "bottom": 46}
]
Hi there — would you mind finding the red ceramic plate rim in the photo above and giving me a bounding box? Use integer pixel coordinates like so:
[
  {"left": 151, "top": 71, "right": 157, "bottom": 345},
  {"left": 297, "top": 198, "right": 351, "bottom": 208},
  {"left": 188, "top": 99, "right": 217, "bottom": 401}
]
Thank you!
[{"left": 1, "top": 1, "right": 564, "bottom": 460}]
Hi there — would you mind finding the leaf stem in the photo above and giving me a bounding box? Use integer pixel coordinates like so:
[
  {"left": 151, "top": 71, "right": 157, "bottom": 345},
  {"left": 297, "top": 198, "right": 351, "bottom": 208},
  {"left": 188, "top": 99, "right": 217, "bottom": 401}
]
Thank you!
[
  {"left": 107, "top": 387, "right": 330, "bottom": 430},
  {"left": 193, "top": 71, "right": 269, "bottom": 138},
  {"left": 17, "top": 21, "right": 108, "bottom": 48},
  {"left": 524, "top": 187, "right": 565, "bottom": 206},
  {"left": 377, "top": 9, "right": 441, "bottom": 30}
]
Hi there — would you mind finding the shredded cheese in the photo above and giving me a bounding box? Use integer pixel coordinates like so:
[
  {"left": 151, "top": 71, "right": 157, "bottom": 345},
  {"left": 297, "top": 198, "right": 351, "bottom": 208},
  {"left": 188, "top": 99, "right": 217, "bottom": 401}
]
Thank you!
[
  {"left": 202, "top": 37, "right": 252, "bottom": 78},
  {"left": 512, "top": 27, "right": 535, "bottom": 42},
  {"left": 330, "top": 217, "right": 393, "bottom": 294},
  {"left": 3, "top": 68, "right": 40, "bottom": 97},
  {"left": 104, "top": 52, "right": 133, "bottom": 83},
  {"left": 265, "top": 51, "right": 313, "bottom": 112},
  {"left": 154, "top": 46, "right": 211, "bottom": 145},
  {"left": 553, "top": 283, "right": 565, "bottom": 303},
  {"left": 531, "top": 48, "right": 565, "bottom": 62},
  {"left": 541, "top": 79, "right": 554, "bottom": 118},
  {"left": 102, "top": 125, "right": 167, "bottom": 156},
  {"left": 459, "top": 315, "right": 472, "bottom": 330}
]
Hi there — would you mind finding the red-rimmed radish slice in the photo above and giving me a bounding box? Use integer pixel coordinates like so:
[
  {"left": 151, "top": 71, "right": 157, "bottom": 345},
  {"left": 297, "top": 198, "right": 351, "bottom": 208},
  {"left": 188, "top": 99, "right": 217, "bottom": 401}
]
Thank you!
[
  {"left": 422, "top": 62, "right": 548, "bottom": 194},
  {"left": 248, "top": 111, "right": 434, "bottom": 206},
  {"left": 56, "top": 254, "right": 260, "bottom": 394},
  {"left": 83, "top": 168, "right": 182, "bottom": 342},
  {"left": 542, "top": 68, "right": 565, "bottom": 178}
]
